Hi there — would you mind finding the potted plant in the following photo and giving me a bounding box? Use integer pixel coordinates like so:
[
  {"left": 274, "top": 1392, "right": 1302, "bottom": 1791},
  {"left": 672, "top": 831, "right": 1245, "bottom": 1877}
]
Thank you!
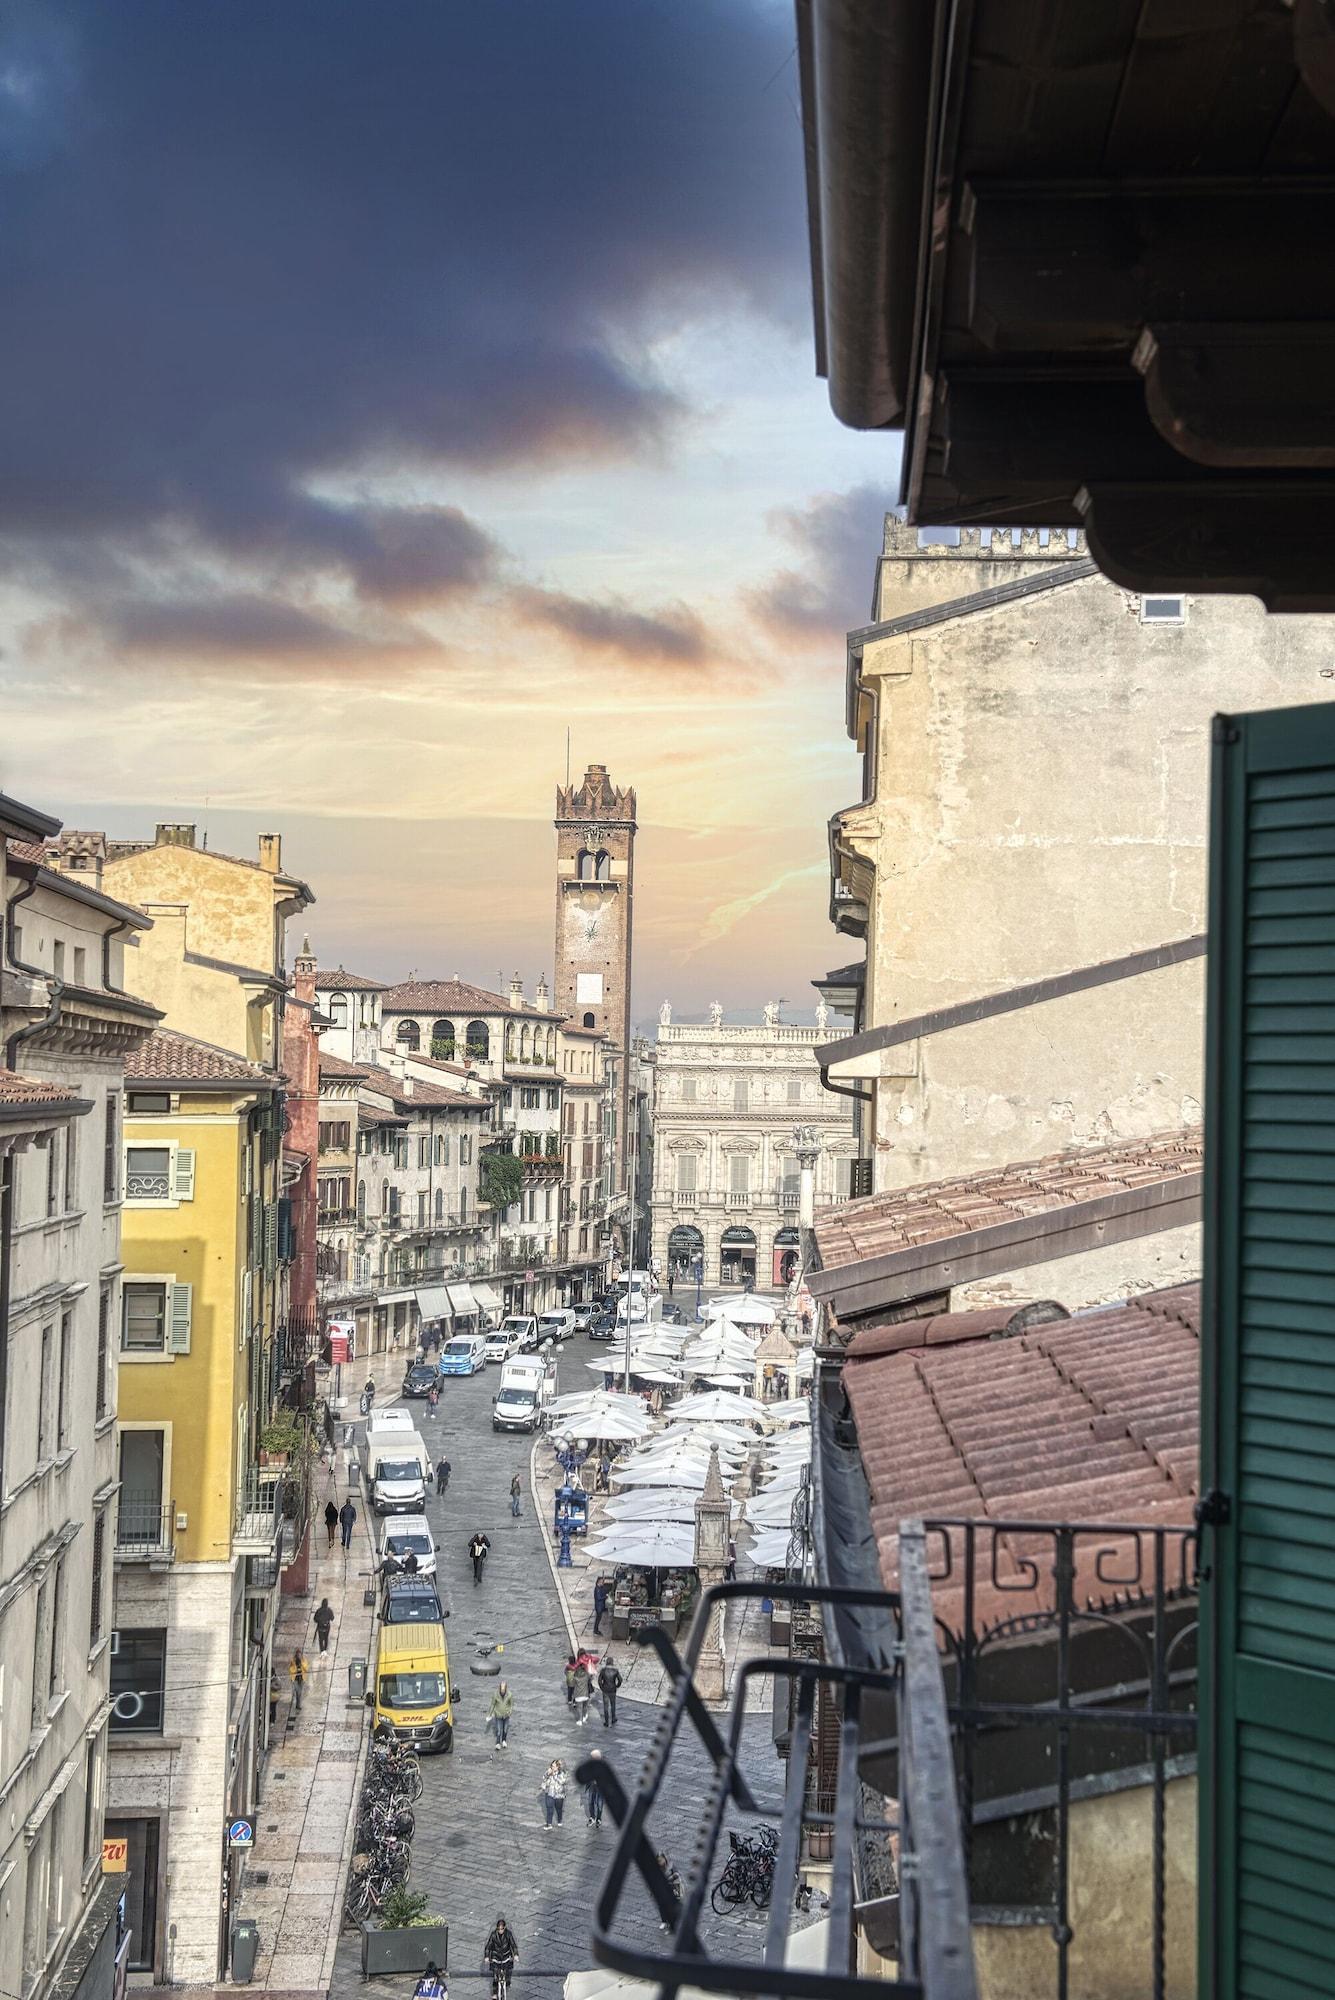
[
  {"left": 360, "top": 1887, "right": 449, "bottom": 1977},
  {"left": 257, "top": 1413, "right": 307, "bottom": 1468}
]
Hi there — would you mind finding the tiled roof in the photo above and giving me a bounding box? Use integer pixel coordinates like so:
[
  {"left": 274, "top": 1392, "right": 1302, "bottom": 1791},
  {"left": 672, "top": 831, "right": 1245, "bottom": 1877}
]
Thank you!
[
  {"left": 815, "top": 1129, "right": 1204, "bottom": 1272},
  {"left": 318, "top": 1052, "right": 370, "bottom": 1079},
  {"left": 356, "top": 1101, "right": 405, "bottom": 1126},
  {"left": 5, "top": 838, "right": 50, "bottom": 865},
  {"left": 357, "top": 1064, "right": 484, "bottom": 1111},
  {"left": 398, "top": 1052, "right": 476, "bottom": 1078},
  {"left": 0, "top": 1068, "right": 82, "bottom": 1105},
  {"left": 380, "top": 977, "right": 549, "bottom": 1021},
  {"left": 123, "top": 1029, "right": 280, "bottom": 1087},
  {"left": 315, "top": 966, "right": 387, "bottom": 992},
  {"left": 843, "top": 1282, "right": 1201, "bottom": 1631}
]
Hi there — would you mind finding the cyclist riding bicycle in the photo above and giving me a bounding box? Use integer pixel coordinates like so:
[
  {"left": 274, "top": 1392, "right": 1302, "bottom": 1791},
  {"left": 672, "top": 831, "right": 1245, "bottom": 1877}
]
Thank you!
[{"left": 483, "top": 1917, "right": 517, "bottom": 1999}]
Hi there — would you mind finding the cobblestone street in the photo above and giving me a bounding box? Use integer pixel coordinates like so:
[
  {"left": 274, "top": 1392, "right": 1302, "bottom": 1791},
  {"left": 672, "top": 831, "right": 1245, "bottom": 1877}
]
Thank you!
[{"left": 329, "top": 1336, "right": 783, "bottom": 2000}]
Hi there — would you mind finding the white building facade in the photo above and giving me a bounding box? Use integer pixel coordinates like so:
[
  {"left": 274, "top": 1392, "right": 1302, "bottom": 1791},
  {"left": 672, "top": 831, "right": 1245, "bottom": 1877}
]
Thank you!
[
  {"left": 0, "top": 796, "right": 159, "bottom": 2000},
  {"left": 649, "top": 1008, "right": 857, "bottom": 1290}
]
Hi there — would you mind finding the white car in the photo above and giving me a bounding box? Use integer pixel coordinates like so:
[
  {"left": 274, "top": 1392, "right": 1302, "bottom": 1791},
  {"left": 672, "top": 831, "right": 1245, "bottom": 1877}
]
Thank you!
[
  {"left": 484, "top": 1324, "right": 524, "bottom": 1364},
  {"left": 379, "top": 1515, "right": 437, "bottom": 1579},
  {"left": 536, "top": 1310, "right": 577, "bottom": 1344}
]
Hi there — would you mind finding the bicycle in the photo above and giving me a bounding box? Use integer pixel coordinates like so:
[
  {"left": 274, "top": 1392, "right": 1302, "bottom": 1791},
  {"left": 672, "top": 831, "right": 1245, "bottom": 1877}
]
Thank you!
[
  {"left": 487, "top": 1960, "right": 514, "bottom": 2000},
  {"left": 710, "top": 1827, "right": 778, "bottom": 1914}
]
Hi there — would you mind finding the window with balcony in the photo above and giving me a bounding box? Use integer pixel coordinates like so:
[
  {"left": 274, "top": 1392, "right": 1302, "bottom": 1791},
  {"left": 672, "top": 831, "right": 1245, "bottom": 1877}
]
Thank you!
[
  {"left": 432, "top": 1020, "right": 456, "bottom": 1060},
  {"left": 728, "top": 1154, "right": 751, "bottom": 1195},
  {"left": 465, "top": 1021, "right": 490, "bottom": 1061},
  {"left": 676, "top": 1153, "right": 697, "bottom": 1193},
  {"left": 124, "top": 1144, "right": 194, "bottom": 1203},
  {"left": 110, "top": 1629, "right": 166, "bottom": 1734},
  {"left": 328, "top": 993, "right": 349, "bottom": 1028},
  {"left": 395, "top": 1019, "right": 421, "bottom": 1051}
]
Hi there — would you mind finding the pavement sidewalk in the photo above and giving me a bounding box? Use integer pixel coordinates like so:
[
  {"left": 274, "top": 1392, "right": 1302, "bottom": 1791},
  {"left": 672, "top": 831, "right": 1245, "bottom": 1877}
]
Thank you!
[{"left": 240, "top": 1427, "right": 378, "bottom": 1993}]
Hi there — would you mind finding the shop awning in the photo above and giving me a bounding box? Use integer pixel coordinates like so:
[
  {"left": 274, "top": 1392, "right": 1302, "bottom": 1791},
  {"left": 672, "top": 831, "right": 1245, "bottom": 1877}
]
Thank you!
[
  {"left": 445, "top": 1281, "right": 479, "bottom": 1316},
  {"left": 414, "top": 1285, "right": 453, "bottom": 1322},
  {"left": 376, "top": 1288, "right": 418, "bottom": 1307},
  {"left": 471, "top": 1281, "right": 502, "bottom": 1313}
]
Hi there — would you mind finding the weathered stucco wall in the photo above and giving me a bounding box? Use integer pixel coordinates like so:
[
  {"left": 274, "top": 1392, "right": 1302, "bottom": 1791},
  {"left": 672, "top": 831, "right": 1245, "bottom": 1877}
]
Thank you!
[
  {"left": 854, "top": 552, "right": 1335, "bottom": 1194},
  {"left": 951, "top": 1220, "right": 1201, "bottom": 1316},
  {"left": 971, "top": 1774, "right": 1196, "bottom": 2000}
]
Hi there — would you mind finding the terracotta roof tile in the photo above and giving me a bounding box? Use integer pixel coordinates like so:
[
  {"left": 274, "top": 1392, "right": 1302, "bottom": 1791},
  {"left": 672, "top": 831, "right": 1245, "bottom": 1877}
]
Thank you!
[
  {"left": 380, "top": 976, "right": 550, "bottom": 1022},
  {"left": 315, "top": 966, "right": 387, "bottom": 992},
  {"left": 123, "top": 1029, "right": 280, "bottom": 1087},
  {"left": 5, "top": 838, "right": 50, "bottom": 865},
  {"left": 356, "top": 1065, "right": 482, "bottom": 1111},
  {"left": 0, "top": 1068, "right": 81, "bottom": 1105},
  {"left": 843, "top": 1283, "right": 1201, "bottom": 1631},
  {"left": 815, "top": 1128, "right": 1203, "bottom": 1275},
  {"left": 318, "top": 1052, "right": 370, "bottom": 1079}
]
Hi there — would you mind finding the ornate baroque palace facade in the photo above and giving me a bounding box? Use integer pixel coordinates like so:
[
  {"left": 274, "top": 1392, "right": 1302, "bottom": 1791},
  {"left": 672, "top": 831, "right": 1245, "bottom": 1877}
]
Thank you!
[{"left": 649, "top": 1004, "right": 857, "bottom": 1290}]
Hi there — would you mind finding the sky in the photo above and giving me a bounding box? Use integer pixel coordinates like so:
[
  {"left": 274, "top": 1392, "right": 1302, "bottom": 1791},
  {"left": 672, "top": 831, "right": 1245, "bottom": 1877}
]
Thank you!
[{"left": 0, "top": 0, "right": 900, "bottom": 1030}]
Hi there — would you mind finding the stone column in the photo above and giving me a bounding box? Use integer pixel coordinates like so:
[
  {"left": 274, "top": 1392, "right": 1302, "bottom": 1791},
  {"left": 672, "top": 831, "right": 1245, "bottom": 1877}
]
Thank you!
[
  {"left": 794, "top": 1124, "right": 822, "bottom": 1232},
  {"left": 693, "top": 1447, "right": 730, "bottom": 1702}
]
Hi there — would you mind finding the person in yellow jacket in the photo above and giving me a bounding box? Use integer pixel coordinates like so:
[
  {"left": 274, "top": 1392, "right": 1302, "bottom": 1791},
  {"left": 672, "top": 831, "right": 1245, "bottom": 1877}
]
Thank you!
[{"left": 289, "top": 1648, "right": 308, "bottom": 1714}]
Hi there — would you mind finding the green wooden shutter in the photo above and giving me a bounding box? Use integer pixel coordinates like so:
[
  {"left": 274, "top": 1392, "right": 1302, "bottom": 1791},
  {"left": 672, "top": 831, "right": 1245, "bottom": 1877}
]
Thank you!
[
  {"left": 1201, "top": 703, "right": 1335, "bottom": 2000},
  {"left": 168, "top": 1282, "right": 192, "bottom": 1354}
]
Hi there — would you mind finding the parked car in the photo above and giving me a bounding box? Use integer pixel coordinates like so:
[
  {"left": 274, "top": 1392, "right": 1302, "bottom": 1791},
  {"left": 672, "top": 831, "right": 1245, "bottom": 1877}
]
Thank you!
[
  {"left": 572, "top": 1304, "right": 595, "bottom": 1333},
  {"left": 382, "top": 1579, "right": 446, "bottom": 1625},
  {"left": 439, "top": 1333, "right": 488, "bottom": 1375},
  {"left": 536, "top": 1309, "right": 577, "bottom": 1344},
  {"left": 484, "top": 1322, "right": 525, "bottom": 1364},
  {"left": 587, "top": 1310, "right": 618, "bottom": 1343},
  {"left": 402, "top": 1362, "right": 438, "bottom": 1397},
  {"left": 379, "top": 1515, "right": 437, "bottom": 1579}
]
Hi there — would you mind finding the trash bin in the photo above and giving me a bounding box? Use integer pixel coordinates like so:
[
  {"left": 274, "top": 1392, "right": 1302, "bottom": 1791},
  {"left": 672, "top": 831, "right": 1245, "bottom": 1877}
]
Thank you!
[
  {"left": 348, "top": 1659, "right": 367, "bottom": 1702},
  {"left": 231, "top": 1920, "right": 260, "bottom": 1984}
]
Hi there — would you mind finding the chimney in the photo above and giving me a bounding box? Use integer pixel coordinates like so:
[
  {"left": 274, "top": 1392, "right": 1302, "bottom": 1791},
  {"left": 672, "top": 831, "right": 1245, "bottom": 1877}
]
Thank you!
[
  {"left": 534, "top": 976, "right": 549, "bottom": 1013},
  {"left": 402, "top": 1076, "right": 414, "bottom": 1096},
  {"left": 155, "top": 823, "right": 196, "bottom": 849},
  {"left": 509, "top": 973, "right": 524, "bottom": 1010},
  {"left": 293, "top": 933, "right": 316, "bottom": 1006},
  {"left": 258, "top": 833, "right": 282, "bottom": 874}
]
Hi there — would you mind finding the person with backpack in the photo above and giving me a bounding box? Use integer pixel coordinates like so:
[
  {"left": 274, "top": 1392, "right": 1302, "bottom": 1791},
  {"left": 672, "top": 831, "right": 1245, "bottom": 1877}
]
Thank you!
[
  {"left": 598, "top": 1655, "right": 622, "bottom": 1727},
  {"left": 312, "top": 1598, "right": 335, "bottom": 1654}
]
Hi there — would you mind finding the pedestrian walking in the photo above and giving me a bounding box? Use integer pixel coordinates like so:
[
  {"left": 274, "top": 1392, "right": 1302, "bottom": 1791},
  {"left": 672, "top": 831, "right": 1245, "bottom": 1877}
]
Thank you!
[
  {"left": 510, "top": 1473, "right": 522, "bottom": 1519},
  {"left": 572, "top": 1657, "right": 592, "bottom": 1725},
  {"left": 486, "top": 1679, "right": 513, "bottom": 1750},
  {"left": 592, "top": 1576, "right": 609, "bottom": 1637},
  {"left": 657, "top": 1852, "right": 683, "bottom": 1932},
  {"left": 469, "top": 1531, "right": 491, "bottom": 1585},
  {"left": 289, "top": 1648, "right": 308, "bottom": 1714},
  {"left": 725, "top": 1536, "right": 737, "bottom": 1582},
  {"left": 402, "top": 1547, "right": 420, "bottom": 1576},
  {"left": 338, "top": 1497, "right": 357, "bottom": 1550},
  {"left": 435, "top": 1456, "right": 451, "bottom": 1495},
  {"left": 583, "top": 1750, "right": 605, "bottom": 1826},
  {"left": 268, "top": 1671, "right": 279, "bottom": 1727},
  {"left": 564, "top": 1654, "right": 578, "bottom": 1705},
  {"left": 428, "top": 1382, "right": 440, "bottom": 1415},
  {"left": 324, "top": 1499, "right": 339, "bottom": 1550},
  {"left": 540, "top": 1760, "right": 567, "bottom": 1829},
  {"left": 598, "top": 1656, "right": 622, "bottom": 1727},
  {"left": 312, "top": 1598, "right": 335, "bottom": 1654},
  {"left": 667, "top": 1272, "right": 674, "bottom": 1297},
  {"left": 596, "top": 1454, "right": 611, "bottom": 1494}
]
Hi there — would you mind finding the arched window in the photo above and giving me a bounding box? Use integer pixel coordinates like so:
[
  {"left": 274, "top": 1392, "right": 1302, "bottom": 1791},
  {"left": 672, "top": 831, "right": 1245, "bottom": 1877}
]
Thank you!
[
  {"left": 466, "top": 1020, "right": 490, "bottom": 1061},
  {"left": 577, "top": 849, "right": 594, "bottom": 882},
  {"left": 520, "top": 1024, "right": 531, "bottom": 1060},
  {"left": 505, "top": 1021, "right": 516, "bottom": 1060},
  {"left": 434, "top": 1188, "right": 444, "bottom": 1222},
  {"left": 583, "top": 1011, "right": 595, "bottom": 1028},
  {"left": 395, "top": 1019, "right": 420, "bottom": 1051},
  {"left": 594, "top": 850, "right": 611, "bottom": 882},
  {"left": 329, "top": 993, "right": 349, "bottom": 1029},
  {"left": 546, "top": 1027, "right": 556, "bottom": 1064},
  {"left": 432, "top": 1020, "right": 455, "bottom": 1060}
]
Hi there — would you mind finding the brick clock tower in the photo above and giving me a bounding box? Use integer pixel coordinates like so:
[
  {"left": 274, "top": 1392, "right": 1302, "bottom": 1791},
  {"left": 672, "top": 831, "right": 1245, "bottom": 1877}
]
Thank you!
[{"left": 554, "top": 763, "right": 636, "bottom": 1198}]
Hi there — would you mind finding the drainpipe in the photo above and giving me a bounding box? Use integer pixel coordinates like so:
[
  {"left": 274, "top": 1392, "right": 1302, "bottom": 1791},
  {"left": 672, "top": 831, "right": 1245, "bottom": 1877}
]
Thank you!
[{"left": 101, "top": 915, "right": 133, "bottom": 995}]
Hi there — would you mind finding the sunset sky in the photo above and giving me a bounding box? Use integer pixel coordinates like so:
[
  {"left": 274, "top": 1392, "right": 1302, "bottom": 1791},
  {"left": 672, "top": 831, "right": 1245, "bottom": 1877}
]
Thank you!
[{"left": 0, "top": 1, "right": 899, "bottom": 1028}]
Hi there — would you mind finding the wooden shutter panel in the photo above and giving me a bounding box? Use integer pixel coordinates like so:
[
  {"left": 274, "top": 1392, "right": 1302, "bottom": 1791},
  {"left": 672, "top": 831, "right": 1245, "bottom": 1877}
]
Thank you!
[
  {"left": 263, "top": 1205, "right": 277, "bottom": 1277},
  {"left": 1201, "top": 703, "right": 1335, "bottom": 2000},
  {"left": 172, "top": 1148, "right": 195, "bottom": 1200},
  {"left": 168, "top": 1282, "right": 192, "bottom": 1354}
]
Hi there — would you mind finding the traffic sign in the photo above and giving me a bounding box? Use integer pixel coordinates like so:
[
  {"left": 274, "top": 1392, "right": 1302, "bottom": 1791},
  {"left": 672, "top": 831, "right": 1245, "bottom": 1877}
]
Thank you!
[{"left": 227, "top": 1819, "right": 255, "bottom": 1850}]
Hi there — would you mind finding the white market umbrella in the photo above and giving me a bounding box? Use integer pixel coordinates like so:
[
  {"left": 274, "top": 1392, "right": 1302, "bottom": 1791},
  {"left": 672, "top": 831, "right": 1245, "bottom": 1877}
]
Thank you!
[
  {"left": 766, "top": 1401, "right": 811, "bottom": 1427},
  {"left": 701, "top": 1372, "right": 753, "bottom": 1390},
  {"left": 746, "top": 1527, "right": 796, "bottom": 1568},
  {"left": 612, "top": 1454, "right": 722, "bottom": 1489},
  {"left": 605, "top": 1488, "right": 707, "bottom": 1522},
  {"left": 585, "top": 1520, "right": 698, "bottom": 1566},
  {"left": 712, "top": 1295, "right": 777, "bottom": 1327},
  {"left": 654, "top": 1422, "right": 749, "bottom": 1452},
  {"left": 673, "top": 1390, "right": 765, "bottom": 1424}
]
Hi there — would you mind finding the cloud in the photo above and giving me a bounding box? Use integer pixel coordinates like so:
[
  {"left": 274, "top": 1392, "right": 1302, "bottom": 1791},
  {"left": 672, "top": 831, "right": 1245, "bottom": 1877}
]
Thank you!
[
  {"left": 683, "top": 863, "right": 827, "bottom": 957},
  {"left": 513, "top": 587, "right": 710, "bottom": 668},
  {"left": 749, "top": 484, "right": 893, "bottom": 646},
  {"left": 0, "top": 1, "right": 809, "bottom": 621}
]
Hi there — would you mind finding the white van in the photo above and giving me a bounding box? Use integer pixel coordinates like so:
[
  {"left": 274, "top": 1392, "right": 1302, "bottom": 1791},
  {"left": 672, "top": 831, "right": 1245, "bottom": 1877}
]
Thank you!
[
  {"left": 484, "top": 1322, "right": 524, "bottom": 1364},
  {"left": 366, "top": 1408, "right": 416, "bottom": 1439},
  {"left": 369, "top": 1432, "right": 430, "bottom": 1514},
  {"left": 379, "top": 1514, "right": 437, "bottom": 1579},
  {"left": 536, "top": 1309, "right": 577, "bottom": 1344},
  {"left": 492, "top": 1356, "right": 556, "bottom": 1433},
  {"left": 438, "top": 1333, "right": 487, "bottom": 1376}
]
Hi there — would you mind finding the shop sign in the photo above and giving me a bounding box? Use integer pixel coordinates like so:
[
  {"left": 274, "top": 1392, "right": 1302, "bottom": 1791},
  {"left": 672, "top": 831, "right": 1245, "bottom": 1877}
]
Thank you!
[{"left": 101, "top": 1837, "right": 128, "bottom": 1874}]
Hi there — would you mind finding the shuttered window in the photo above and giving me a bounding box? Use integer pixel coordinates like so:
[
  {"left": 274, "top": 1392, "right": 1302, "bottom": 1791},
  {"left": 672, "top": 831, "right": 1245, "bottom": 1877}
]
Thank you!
[{"left": 1201, "top": 703, "right": 1335, "bottom": 1999}]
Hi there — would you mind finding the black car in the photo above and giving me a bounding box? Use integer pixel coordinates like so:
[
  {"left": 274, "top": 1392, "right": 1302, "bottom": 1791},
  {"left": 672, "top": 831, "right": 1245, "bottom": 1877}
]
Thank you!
[
  {"left": 661, "top": 1303, "right": 685, "bottom": 1325},
  {"left": 382, "top": 1580, "right": 446, "bottom": 1625},
  {"left": 402, "top": 1363, "right": 438, "bottom": 1397},
  {"left": 587, "top": 1311, "right": 618, "bottom": 1343}
]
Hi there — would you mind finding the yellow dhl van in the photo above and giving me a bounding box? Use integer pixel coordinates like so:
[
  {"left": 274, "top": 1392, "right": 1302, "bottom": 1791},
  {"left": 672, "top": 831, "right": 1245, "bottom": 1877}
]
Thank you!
[{"left": 373, "top": 1620, "right": 456, "bottom": 1752}]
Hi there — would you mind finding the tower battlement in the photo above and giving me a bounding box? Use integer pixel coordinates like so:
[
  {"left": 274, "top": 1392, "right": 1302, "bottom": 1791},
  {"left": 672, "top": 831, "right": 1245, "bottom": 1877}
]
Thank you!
[
  {"left": 882, "top": 517, "right": 1087, "bottom": 561},
  {"left": 556, "top": 762, "right": 637, "bottom": 824}
]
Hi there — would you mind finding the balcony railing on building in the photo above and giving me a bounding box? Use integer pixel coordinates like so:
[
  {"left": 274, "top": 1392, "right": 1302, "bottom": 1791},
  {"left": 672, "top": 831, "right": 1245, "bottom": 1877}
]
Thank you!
[
  {"left": 587, "top": 1541, "right": 977, "bottom": 2000},
  {"left": 115, "top": 1500, "right": 176, "bottom": 1562},
  {"left": 125, "top": 1167, "right": 171, "bottom": 1200},
  {"left": 235, "top": 1457, "right": 310, "bottom": 1564}
]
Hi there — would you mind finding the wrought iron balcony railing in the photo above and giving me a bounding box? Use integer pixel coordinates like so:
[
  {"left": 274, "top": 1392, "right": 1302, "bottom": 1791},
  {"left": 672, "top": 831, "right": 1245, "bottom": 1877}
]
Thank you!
[
  {"left": 582, "top": 1543, "right": 978, "bottom": 2000},
  {"left": 115, "top": 1500, "right": 176, "bottom": 1561}
]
